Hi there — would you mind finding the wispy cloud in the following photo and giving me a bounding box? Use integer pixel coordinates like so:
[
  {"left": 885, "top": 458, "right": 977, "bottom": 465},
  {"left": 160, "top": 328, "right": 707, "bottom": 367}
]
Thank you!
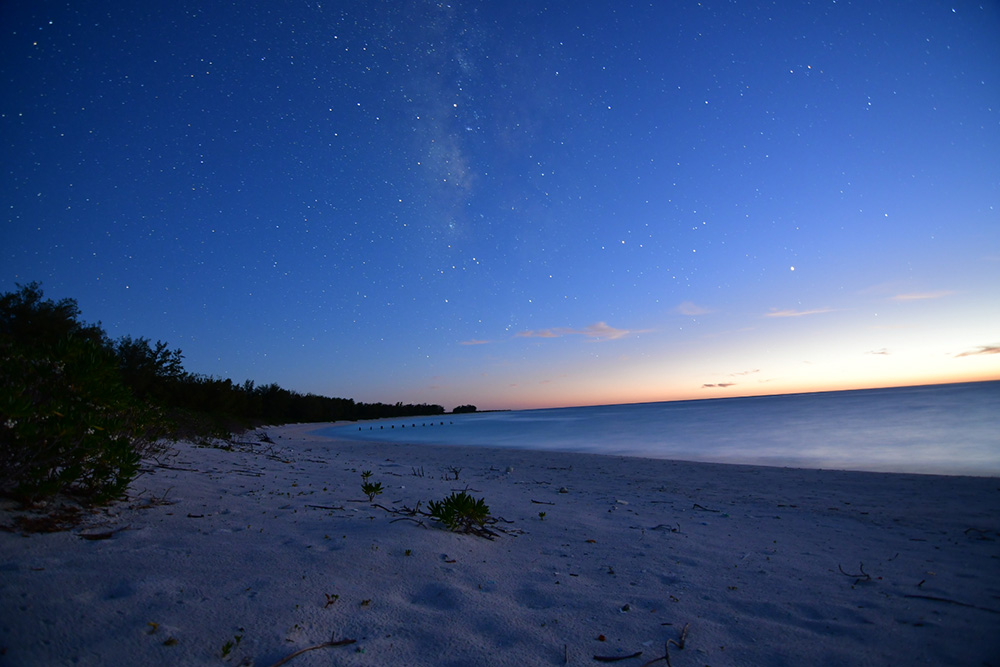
[
  {"left": 764, "top": 307, "right": 833, "bottom": 318},
  {"left": 892, "top": 290, "right": 955, "bottom": 301},
  {"left": 579, "top": 322, "right": 638, "bottom": 340},
  {"left": 515, "top": 329, "right": 561, "bottom": 339},
  {"left": 867, "top": 348, "right": 890, "bottom": 356},
  {"left": 675, "top": 301, "right": 713, "bottom": 316},
  {"left": 459, "top": 339, "right": 492, "bottom": 346},
  {"left": 701, "top": 369, "right": 760, "bottom": 389},
  {"left": 516, "top": 321, "right": 644, "bottom": 341},
  {"left": 956, "top": 345, "right": 1000, "bottom": 358}
]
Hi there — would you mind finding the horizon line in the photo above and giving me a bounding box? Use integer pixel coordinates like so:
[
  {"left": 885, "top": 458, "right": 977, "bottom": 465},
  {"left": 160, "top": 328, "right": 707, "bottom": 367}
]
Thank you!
[{"left": 485, "top": 377, "right": 1000, "bottom": 413}]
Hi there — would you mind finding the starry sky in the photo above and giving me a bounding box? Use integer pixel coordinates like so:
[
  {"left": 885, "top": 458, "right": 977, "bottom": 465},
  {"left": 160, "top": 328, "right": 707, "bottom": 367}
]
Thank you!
[{"left": 3, "top": 1, "right": 998, "bottom": 411}]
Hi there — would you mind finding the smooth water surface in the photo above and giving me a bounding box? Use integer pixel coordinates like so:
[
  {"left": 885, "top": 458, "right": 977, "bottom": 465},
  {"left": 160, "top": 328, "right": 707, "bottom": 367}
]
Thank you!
[{"left": 319, "top": 381, "right": 1000, "bottom": 476}]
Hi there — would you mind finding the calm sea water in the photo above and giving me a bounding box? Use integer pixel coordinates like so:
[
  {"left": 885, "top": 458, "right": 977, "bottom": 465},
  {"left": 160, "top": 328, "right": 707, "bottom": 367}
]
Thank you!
[{"left": 319, "top": 381, "right": 1000, "bottom": 476}]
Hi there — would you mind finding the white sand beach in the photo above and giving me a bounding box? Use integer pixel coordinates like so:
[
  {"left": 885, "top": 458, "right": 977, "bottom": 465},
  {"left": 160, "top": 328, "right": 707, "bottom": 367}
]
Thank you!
[{"left": 2, "top": 422, "right": 998, "bottom": 666}]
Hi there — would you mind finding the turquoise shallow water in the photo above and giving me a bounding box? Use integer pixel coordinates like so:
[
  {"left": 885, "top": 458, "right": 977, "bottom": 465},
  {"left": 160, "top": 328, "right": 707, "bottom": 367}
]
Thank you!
[{"left": 319, "top": 381, "right": 1000, "bottom": 476}]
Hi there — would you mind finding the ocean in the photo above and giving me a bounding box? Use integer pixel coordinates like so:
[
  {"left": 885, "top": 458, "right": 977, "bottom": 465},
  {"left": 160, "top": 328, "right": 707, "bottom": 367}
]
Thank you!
[{"left": 318, "top": 381, "right": 1000, "bottom": 476}]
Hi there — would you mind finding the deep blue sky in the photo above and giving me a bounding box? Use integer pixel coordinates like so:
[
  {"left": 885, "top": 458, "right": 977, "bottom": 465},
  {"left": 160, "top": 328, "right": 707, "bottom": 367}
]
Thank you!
[{"left": 3, "top": 1, "right": 998, "bottom": 410}]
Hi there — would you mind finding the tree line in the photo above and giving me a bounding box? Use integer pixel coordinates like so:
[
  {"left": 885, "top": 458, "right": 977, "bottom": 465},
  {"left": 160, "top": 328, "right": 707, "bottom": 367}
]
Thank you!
[{"left": 0, "top": 282, "right": 449, "bottom": 502}]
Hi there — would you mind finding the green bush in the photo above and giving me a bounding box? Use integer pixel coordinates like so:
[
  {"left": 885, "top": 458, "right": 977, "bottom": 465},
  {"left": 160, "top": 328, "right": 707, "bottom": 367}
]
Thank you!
[
  {"left": 0, "top": 284, "right": 169, "bottom": 503},
  {"left": 0, "top": 335, "right": 167, "bottom": 503},
  {"left": 427, "top": 491, "right": 491, "bottom": 534}
]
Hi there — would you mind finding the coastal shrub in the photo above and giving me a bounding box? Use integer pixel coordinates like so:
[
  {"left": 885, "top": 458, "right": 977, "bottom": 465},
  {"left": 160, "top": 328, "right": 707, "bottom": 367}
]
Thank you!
[
  {"left": 0, "top": 334, "right": 165, "bottom": 503},
  {"left": 0, "top": 283, "right": 167, "bottom": 503},
  {"left": 428, "top": 491, "right": 491, "bottom": 534},
  {"left": 114, "top": 335, "right": 186, "bottom": 401}
]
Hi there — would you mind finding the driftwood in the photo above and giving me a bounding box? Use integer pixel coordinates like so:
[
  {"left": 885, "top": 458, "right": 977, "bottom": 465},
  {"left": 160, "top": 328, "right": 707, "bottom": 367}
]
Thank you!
[
  {"left": 838, "top": 562, "right": 872, "bottom": 583},
  {"left": 640, "top": 623, "right": 690, "bottom": 667},
  {"left": 594, "top": 650, "right": 643, "bottom": 662},
  {"left": 266, "top": 637, "right": 356, "bottom": 667},
  {"left": 590, "top": 623, "right": 690, "bottom": 666},
  {"left": 903, "top": 594, "right": 1000, "bottom": 615}
]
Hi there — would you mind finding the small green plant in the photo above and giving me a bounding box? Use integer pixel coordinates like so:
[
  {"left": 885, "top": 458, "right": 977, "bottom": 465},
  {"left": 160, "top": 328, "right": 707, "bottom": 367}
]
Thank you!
[
  {"left": 361, "top": 479, "right": 383, "bottom": 501},
  {"left": 220, "top": 633, "right": 242, "bottom": 658},
  {"left": 428, "top": 491, "right": 493, "bottom": 536},
  {"left": 538, "top": 511, "right": 546, "bottom": 520},
  {"left": 360, "top": 470, "right": 373, "bottom": 481}
]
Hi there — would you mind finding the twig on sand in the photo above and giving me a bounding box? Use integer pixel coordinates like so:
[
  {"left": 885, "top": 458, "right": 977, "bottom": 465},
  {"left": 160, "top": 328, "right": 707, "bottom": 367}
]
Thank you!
[
  {"left": 531, "top": 499, "right": 556, "bottom": 505},
  {"left": 594, "top": 650, "right": 643, "bottom": 662},
  {"left": 650, "top": 524, "right": 681, "bottom": 533},
  {"left": 838, "top": 562, "right": 872, "bottom": 583},
  {"left": 154, "top": 463, "right": 199, "bottom": 472},
  {"left": 640, "top": 623, "right": 690, "bottom": 667},
  {"left": 266, "top": 636, "right": 356, "bottom": 667},
  {"left": 691, "top": 503, "right": 719, "bottom": 513},
  {"left": 670, "top": 624, "right": 690, "bottom": 649},
  {"left": 132, "top": 486, "right": 175, "bottom": 508},
  {"left": 389, "top": 516, "right": 429, "bottom": 528},
  {"left": 903, "top": 594, "right": 1000, "bottom": 615},
  {"left": 964, "top": 527, "right": 996, "bottom": 540},
  {"left": 373, "top": 502, "right": 423, "bottom": 517},
  {"left": 305, "top": 504, "right": 345, "bottom": 511}
]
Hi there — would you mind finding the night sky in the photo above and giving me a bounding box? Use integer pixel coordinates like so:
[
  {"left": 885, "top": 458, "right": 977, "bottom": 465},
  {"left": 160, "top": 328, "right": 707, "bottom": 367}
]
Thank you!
[{"left": 3, "top": 1, "right": 998, "bottom": 410}]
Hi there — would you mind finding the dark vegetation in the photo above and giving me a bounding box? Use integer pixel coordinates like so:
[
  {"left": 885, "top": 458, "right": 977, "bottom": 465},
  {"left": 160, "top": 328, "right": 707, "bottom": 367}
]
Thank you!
[
  {"left": 0, "top": 282, "right": 445, "bottom": 503},
  {"left": 427, "top": 491, "right": 493, "bottom": 536},
  {"left": 452, "top": 404, "right": 478, "bottom": 414}
]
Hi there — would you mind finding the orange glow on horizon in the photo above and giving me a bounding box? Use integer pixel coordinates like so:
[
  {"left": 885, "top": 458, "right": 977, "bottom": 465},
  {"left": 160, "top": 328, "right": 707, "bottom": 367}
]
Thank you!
[{"left": 481, "top": 372, "right": 1000, "bottom": 412}]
